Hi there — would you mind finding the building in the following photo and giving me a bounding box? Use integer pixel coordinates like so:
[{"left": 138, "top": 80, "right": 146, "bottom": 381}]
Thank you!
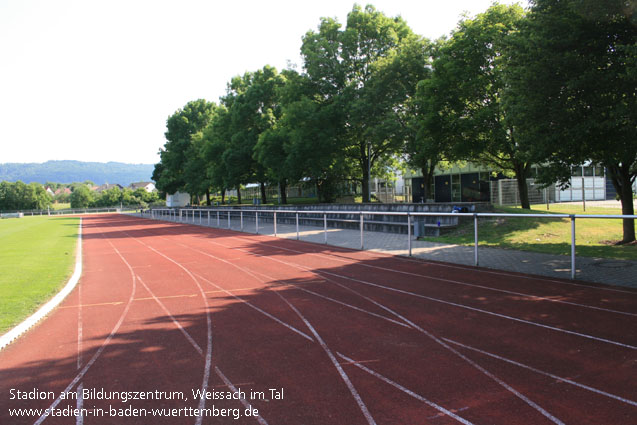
[
  {"left": 166, "top": 192, "right": 190, "bottom": 207},
  {"left": 93, "top": 184, "right": 123, "bottom": 193},
  {"left": 129, "top": 182, "right": 156, "bottom": 192},
  {"left": 406, "top": 163, "right": 615, "bottom": 204}
]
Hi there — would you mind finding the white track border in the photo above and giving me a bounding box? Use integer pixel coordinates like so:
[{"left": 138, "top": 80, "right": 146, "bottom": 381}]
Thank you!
[{"left": 0, "top": 217, "right": 83, "bottom": 350}]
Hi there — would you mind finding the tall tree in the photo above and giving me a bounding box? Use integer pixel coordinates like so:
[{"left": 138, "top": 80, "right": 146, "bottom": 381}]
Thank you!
[
  {"left": 423, "top": 4, "right": 532, "bottom": 207},
  {"left": 506, "top": 0, "right": 636, "bottom": 242},
  {"left": 301, "top": 5, "right": 420, "bottom": 202},
  {"left": 153, "top": 99, "right": 216, "bottom": 196}
]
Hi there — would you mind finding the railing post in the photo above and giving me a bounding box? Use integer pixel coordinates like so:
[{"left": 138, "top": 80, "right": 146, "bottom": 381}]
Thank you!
[
  {"left": 274, "top": 211, "right": 277, "bottom": 237},
  {"left": 407, "top": 213, "right": 412, "bottom": 257},
  {"left": 228, "top": 210, "right": 231, "bottom": 229},
  {"left": 296, "top": 212, "right": 299, "bottom": 240},
  {"left": 474, "top": 214, "right": 479, "bottom": 266},
  {"left": 240, "top": 211, "right": 243, "bottom": 231},
  {"left": 217, "top": 211, "right": 220, "bottom": 227},
  {"left": 255, "top": 211, "right": 259, "bottom": 234},
  {"left": 208, "top": 210, "right": 210, "bottom": 226},
  {"left": 571, "top": 215, "right": 576, "bottom": 279},
  {"left": 199, "top": 210, "right": 202, "bottom": 225},
  {"left": 324, "top": 213, "right": 327, "bottom": 244},
  {"left": 360, "top": 212, "right": 364, "bottom": 250}
]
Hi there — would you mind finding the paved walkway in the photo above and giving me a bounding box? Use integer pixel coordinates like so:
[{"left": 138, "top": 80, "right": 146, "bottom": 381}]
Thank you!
[{"left": 142, "top": 212, "right": 637, "bottom": 289}]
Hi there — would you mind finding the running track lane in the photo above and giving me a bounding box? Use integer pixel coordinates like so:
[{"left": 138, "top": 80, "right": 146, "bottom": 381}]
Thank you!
[{"left": 0, "top": 214, "right": 634, "bottom": 425}]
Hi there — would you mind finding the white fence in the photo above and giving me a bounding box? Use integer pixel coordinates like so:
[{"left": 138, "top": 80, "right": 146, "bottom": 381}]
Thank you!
[{"left": 145, "top": 207, "right": 636, "bottom": 281}]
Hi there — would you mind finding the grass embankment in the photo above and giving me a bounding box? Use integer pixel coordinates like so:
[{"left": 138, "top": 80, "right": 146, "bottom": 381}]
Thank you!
[
  {"left": 423, "top": 204, "right": 636, "bottom": 261},
  {"left": 0, "top": 216, "right": 79, "bottom": 334}
]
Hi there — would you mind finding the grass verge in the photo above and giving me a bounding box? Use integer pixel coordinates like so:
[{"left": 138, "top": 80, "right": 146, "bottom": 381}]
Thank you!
[
  {"left": 0, "top": 216, "right": 79, "bottom": 334},
  {"left": 422, "top": 204, "right": 636, "bottom": 261}
]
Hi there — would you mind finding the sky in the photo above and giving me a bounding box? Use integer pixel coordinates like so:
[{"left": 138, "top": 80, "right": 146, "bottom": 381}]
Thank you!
[{"left": 0, "top": 0, "right": 525, "bottom": 165}]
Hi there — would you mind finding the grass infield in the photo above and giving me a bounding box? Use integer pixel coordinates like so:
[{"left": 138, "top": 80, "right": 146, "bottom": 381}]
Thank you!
[
  {"left": 0, "top": 216, "right": 79, "bottom": 334},
  {"left": 425, "top": 204, "right": 636, "bottom": 261}
]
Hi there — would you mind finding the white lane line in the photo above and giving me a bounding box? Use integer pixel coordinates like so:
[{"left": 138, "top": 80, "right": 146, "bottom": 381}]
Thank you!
[
  {"left": 272, "top": 289, "right": 378, "bottom": 425},
  {"left": 442, "top": 338, "right": 637, "bottom": 407},
  {"left": 202, "top": 238, "right": 567, "bottom": 424},
  {"left": 249, "top": 236, "right": 637, "bottom": 295},
  {"left": 317, "top": 269, "right": 637, "bottom": 351},
  {"left": 243, "top": 240, "right": 637, "bottom": 315},
  {"left": 336, "top": 353, "right": 475, "bottom": 425},
  {"left": 35, "top": 237, "right": 137, "bottom": 425},
  {"left": 215, "top": 367, "right": 269, "bottom": 425},
  {"left": 192, "top": 272, "right": 314, "bottom": 342},
  {"left": 139, "top": 226, "right": 378, "bottom": 425},
  {"left": 76, "top": 279, "right": 83, "bottom": 425},
  {"left": 124, "top": 233, "right": 213, "bottom": 425},
  {"left": 207, "top": 238, "right": 637, "bottom": 350},
  {"left": 136, "top": 275, "right": 203, "bottom": 356}
]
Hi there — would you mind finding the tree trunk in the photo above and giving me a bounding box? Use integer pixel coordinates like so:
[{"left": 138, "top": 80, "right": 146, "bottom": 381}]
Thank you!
[
  {"left": 279, "top": 179, "right": 287, "bottom": 205},
  {"left": 361, "top": 142, "right": 371, "bottom": 203},
  {"left": 205, "top": 189, "right": 211, "bottom": 206},
  {"left": 237, "top": 186, "right": 242, "bottom": 205},
  {"left": 260, "top": 182, "right": 267, "bottom": 204},
  {"left": 221, "top": 189, "right": 225, "bottom": 205},
  {"left": 514, "top": 162, "right": 531, "bottom": 209},
  {"left": 421, "top": 159, "right": 436, "bottom": 202},
  {"left": 608, "top": 164, "right": 636, "bottom": 243}
]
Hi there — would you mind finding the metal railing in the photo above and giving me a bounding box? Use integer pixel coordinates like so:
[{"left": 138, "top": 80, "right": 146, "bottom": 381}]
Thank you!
[
  {"left": 1, "top": 205, "right": 143, "bottom": 216},
  {"left": 144, "top": 207, "right": 636, "bottom": 280}
]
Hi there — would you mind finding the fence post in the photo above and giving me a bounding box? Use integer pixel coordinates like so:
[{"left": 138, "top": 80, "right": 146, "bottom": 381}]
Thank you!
[
  {"left": 217, "top": 211, "right": 220, "bottom": 227},
  {"left": 199, "top": 210, "right": 202, "bottom": 225},
  {"left": 360, "top": 212, "right": 364, "bottom": 250},
  {"left": 240, "top": 211, "right": 243, "bottom": 231},
  {"left": 228, "top": 210, "right": 231, "bottom": 229},
  {"left": 571, "top": 215, "right": 576, "bottom": 279},
  {"left": 274, "top": 211, "right": 277, "bottom": 237},
  {"left": 474, "top": 214, "right": 479, "bottom": 266},
  {"left": 582, "top": 177, "right": 586, "bottom": 212},
  {"left": 255, "top": 211, "right": 259, "bottom": 234},
  {"left": 324, "top": 213, "right": 327, "bottom": 244},
  {"left": 407, "top": 213, "right": 412, "bottom": 257},
  {"left": 296, "top": 212, "right": 299, "bottom": 240},
  {"left": 208, "top": 211, "right": 210, "bottom": 226}
]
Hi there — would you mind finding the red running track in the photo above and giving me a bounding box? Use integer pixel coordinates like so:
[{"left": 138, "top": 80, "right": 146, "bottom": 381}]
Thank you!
[{"left": 1, "top": 214, "right": 636, "bottom": 425}]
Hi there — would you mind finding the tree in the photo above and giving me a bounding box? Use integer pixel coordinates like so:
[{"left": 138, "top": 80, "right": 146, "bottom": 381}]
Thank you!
[
  {"left": 301, "top": 5, "right": 420, "bottom": 202},
  {"left": 153, "top": 99, "right": 217, "bottom": 196},
  {"left": 70, "top": 185, "right": 93, "bottom": 208},
  {"left": 506, "top": 0, "right": 637, "bottom": 241},
  {"left": 423, "top": 4, "right": 531, "bottom": 207}
]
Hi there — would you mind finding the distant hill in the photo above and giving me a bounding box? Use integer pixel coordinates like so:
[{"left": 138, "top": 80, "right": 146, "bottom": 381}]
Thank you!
[{"left": 0, "top": 160, "right": 155, "bottom": 186}]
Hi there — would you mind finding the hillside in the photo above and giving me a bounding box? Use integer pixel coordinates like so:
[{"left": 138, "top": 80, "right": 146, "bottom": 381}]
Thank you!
[{"left": 0, "top": 160, "right": 155, "bottom": 185}]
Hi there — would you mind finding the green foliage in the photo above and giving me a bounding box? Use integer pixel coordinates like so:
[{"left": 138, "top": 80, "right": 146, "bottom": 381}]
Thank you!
[
  {"left": 506, "top": 0, "right": 637, "bottom": 240},
  {"left": 69, "top": 185, "right": 93, "bottom": 208},
  {"left": 0, "top": 181, "right": 52, "bottom": 211}
]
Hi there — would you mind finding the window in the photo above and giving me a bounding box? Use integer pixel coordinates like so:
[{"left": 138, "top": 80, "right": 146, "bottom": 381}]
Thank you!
[
  {"left": 584, "top": 166, "right": 594, "bottom": 177},
  {"left": 451, "top": 174, "right": 461, "bottom": 202},
  {"left": 571, "top": 166, "right": 583, "bottom": 177}
]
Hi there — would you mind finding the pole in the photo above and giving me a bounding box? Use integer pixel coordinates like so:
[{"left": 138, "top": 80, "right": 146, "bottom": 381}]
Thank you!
[
  {"left": 240, "top": 211, "right": 243, "bottom": 231},
  {"left": 217, "top": 211, "right": 220, "bottom": 227},
  {"left": 474, "top": 214, "right": 479, "bottom": 266},
  {"left": 360, "top": 213, "right": 364, "bottom": 250},
  {"left": 228, "top": 210, "right": 231, "bottom": 229},
  {"left": 274, "top": 211, "right": 277, "bottom": 237},
  {"left": 571, "top": 215, "right": 576, "bottom": 279},
  {"left": 324, "top": 213, "right": 327, "bottom": 244},
  {"left": 255, "top": 211, "right": 259, "bottom": 234},
  {"left": 296, "top": 212, "right": 299, "bottom": 240},
  {"left": 582, "top": 177, "right": 586, "bottom": 212},
  {"left": 407, "top": 213, "right": 412, "bottom": 257}
]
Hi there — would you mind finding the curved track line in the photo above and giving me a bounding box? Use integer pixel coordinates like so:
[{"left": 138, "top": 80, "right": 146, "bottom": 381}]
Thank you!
[
  {"left": 215, "top": 367, "right": 269, "bottom": 425},
  {"left": 198, "top": 238, "right": 566, "bottom": 424},
  {"left": 136, "top": 275, "right": 203, "bottom": 356},
  {"left": 137, "top": 228, "right": 379, "bottom": 425},
  {"left": 237, "top": 239, "right": 637, "bottom": 316},
  {"left": 337, "top": 353, "right": 475, "bottom": 425},
  {"left": 122, "top": 232, "right": 213, "bottom": 425},
  {"left": 441, "top": 338, "right": 637, "bottom": 407},
  {"left": 34, "top": 236, "right": 136, "bottom": 425}
]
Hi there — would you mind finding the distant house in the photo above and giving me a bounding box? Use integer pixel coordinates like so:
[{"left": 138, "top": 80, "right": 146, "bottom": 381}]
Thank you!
[
  {"left": 166, "top": 192, "right": 190, "bottom": 207},
  {"left": 94, "top": 184, "right": 123, "bottom": 193},
  {"left": 45, "top": 186, "right": 55, "bottom": 196},
  {"left": 54, "top": 187, "right": 72, "bottom": 195},
  {"left": 129, "top": 181, "right": 156, "bottom": 192}
]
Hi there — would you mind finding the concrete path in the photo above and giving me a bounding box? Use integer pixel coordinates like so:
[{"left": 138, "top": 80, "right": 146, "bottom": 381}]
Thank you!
[{"left": 143, "top": 212, "right": 637, "bottom": 289}]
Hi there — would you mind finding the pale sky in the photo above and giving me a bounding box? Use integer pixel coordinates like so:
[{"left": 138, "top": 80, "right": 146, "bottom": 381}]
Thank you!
[{"left": 0, "top": 0, "right": 525, "bottom": 165}]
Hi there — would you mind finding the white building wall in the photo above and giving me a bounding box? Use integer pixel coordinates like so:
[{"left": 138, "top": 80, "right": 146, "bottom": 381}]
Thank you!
[{"left": 166, "top": 192, "right": 190, "bottom": 207}]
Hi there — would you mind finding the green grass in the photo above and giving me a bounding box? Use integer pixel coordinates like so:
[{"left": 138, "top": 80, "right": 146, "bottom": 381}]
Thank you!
[
  {"left": 0, "top": 216, "right": 79, "bottom": 334},
  {"left": 423, "top": 204, "right": 636, "bottom": 261}
]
